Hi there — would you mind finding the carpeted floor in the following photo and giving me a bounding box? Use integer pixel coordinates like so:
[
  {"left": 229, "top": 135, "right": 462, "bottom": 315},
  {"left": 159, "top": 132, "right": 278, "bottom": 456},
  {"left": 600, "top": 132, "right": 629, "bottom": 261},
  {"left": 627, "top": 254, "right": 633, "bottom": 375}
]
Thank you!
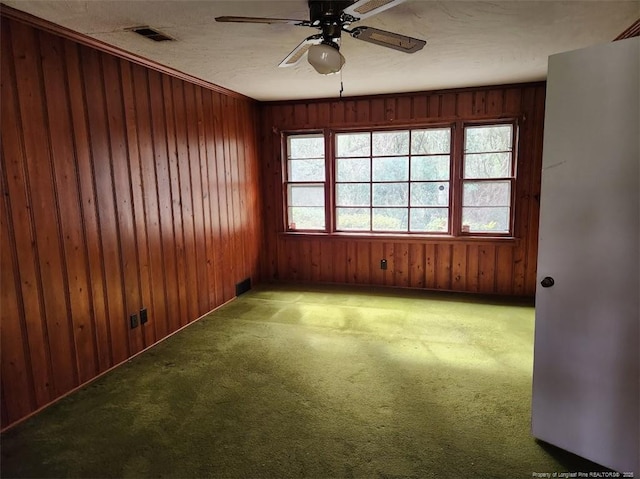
[{"left": 1, "top": 283, "right": 607, "bottom": 478}]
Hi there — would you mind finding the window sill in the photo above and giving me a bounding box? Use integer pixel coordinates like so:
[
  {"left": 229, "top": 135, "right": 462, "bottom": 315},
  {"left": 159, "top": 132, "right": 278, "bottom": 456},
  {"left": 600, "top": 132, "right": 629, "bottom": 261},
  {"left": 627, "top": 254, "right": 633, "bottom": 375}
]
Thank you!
[{"left": 279, "top": 231, "right": 520, "bottom": 246}]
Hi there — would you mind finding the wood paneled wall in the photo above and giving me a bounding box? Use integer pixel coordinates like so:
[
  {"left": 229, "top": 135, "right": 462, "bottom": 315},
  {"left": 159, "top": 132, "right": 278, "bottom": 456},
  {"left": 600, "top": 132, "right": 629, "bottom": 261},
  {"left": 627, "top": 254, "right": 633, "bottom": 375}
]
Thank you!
[
  {"left": 259, "top": 83, "right": 545, "bottom": 296},
  {"left": 0, "top": 15, "right": 262, "bottom": 428}
]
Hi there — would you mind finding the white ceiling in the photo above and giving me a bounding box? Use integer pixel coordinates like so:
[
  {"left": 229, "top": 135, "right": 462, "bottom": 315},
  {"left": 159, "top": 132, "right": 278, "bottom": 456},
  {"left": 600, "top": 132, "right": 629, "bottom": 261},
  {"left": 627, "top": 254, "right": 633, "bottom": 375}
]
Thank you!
[{"left": 4, "top": 1, "right": 639, "bottom": 101}]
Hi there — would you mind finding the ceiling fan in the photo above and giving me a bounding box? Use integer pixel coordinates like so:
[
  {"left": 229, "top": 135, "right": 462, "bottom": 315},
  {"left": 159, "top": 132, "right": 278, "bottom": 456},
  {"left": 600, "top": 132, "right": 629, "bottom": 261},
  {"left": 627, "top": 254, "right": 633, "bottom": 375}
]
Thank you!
[{"left": 215, "top": 0, "right": 426, "bottom": 74}]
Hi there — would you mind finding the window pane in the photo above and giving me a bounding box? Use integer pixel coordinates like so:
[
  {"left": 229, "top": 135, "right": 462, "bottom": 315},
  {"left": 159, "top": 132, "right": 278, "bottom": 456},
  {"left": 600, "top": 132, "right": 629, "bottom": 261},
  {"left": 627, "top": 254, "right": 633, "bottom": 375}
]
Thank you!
[
  {"left": 410, "top": 182, "right": 449, "bottom": 206},
  {"left": 463, "top": 181, "right": 510, "bottom": 207},
  {"left": 337, "top": 158, "right": 370, "bottom": 182},
  {"left": 372, "top": 157, "right": 408, "bottom": 181},
  {"left": 465, "top": 125, "right": 512, "bottom": 153},
  {"left": 373, "top": 208, "right": 408, "bottom": 231},
  {"left": 372, "top": 183, "right": 408, "bottom": 206},
  {"left": 462, "top": 207, "right": 510, "bottom": 233},
  {"left": 288, "top": 207, "right": 325, "bottom": 230},
  {"left": 337, "top": 183, "right": 370, "bottom": 206},
  {"left": 372, "top": 131, "right": 409, "bottom": 156},
  {"left": 288, "top": 135, "right": 324, "bottom": 159},
  {"left": 410, "top": 156, "right": 450, "bottom": 181},
  {"left": 464, "top": 153, "right": 511, "bottom": 179},
  {"left": 336, "top": 133, "right": 370, "bottom": 157},
  {"left": 288, "top": 185, "right": 325, "bottom": 207},
  {"left": 411, "top": 129, "right": 451, "bottom": 154},
  {"left": 288, "top": 159, "right": 325, "bottom": 181},
  {"left": 336, "top": 208, "right": 370, "bottom": 230},
  {"left": 410, "top": 208, "right": 448, "bottom": 232}
]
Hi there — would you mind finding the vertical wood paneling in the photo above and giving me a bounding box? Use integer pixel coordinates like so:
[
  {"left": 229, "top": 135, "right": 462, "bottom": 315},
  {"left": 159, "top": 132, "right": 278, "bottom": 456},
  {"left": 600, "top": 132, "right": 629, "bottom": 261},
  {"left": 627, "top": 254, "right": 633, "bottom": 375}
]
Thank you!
[
  {"left": 370, "top": 242, "right": 384, "bottom": 285},
  {"left": 383, "top": 243, "right": 395, "bottom": 287},
  {"left": 184, "top": 82, "right": 208, "bottom": 318},
  {"left": 310, "top": 240, "right": 321, "bottom": 282},
  {"left": 319, "top": 240, "right": 333, "bottom": 283},
  {"left": 524, "top": 86, "right": 545, "bottom": 295},
  {"left": 394, "top": 242, "right": 409, "bottom": 287},
  {"left": 408, "top": 243, "right": 425, "bottom": 288},
  {"left": 64, "top": 41, "right": 112, "bottom": 374},
  {"left": 466, "top": 245, "right": 480, "bottom": 293},
  {"left": 356, "top": 242, "right": 371, "bottom": 285},
  {"left": 0, "top": 25, "right": 55, "bottom": 409},
  {"left": 260, "top": 83, "right": 544, "bottom": 297},
  {"left": 451, "top": 244, "right": 467, "bottom": 290},
  {"left": 435, "top": 244, "right": 452, "bottom": 290},
  {"left": 172, "top": 78, "right": 199, "bottom": 323},
  {"left": 82, "top": 46, "right": 127, "bottom": 366},
  {"left": 102, "top": 54, "right": 136, "bottom": 359},
  {"left": 478, "top": 245, "right": 497, "bottom": 293},
  {"left": 333, "top": 241, "right": 347, "bottom": 284},
  {"left": 300, "top": 240, "right": 313, "bottom": 281},
  {"left": 162, "top": 74, "right": 189, "bottom": 331},
  {"left": 1, "top": 15, "right": 261, "bottom": 429},
  {"left": 1, "top": 169, "right": 36, "bottom": 423},
  {"left": 413, "top": 94, "right": 427, "bottom": 118},
  {"left": 120, "top": 60, "right": 153, "bottom": 350},
  {"left": 428, "top": 94, "right": 441, "bottom": 118},
  {"left": 133, "top": 65, "right": 169, "bottom": 340},
  {"left": 496, "top": 246, "right": 515, "bottom": 294},
  {"left": 425, "top": 244, "right": 437, "bottom": 289},
  {"left": 147, "top": 69, "right": 176, "bottom": 341},
  {"left": 346, "top": 242, "right": 357, "bottom": 283},
  {"left": 201, "top": 92, "right": 216, "bottom": 304},
  {"left": 39, "top": 33, "right": 99, "bottom": 381},
  {"left": 13, "top": 21, "right": 79, "bottom": 395},
  {"left": 212, "top": 92, "right": 233, "bottom": 301}
]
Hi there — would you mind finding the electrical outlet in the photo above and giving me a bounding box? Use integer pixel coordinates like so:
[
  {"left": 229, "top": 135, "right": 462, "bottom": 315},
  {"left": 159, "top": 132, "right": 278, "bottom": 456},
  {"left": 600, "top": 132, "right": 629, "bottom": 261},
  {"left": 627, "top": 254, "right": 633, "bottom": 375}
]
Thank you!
[
  {"left": 140, "top": 308, "right": 148, "bottom": 325},
  {"left": 130, "top": 313, "right": 139, "bottom": 329},
  {"left": 380, "top": 259, "right": 387, "bottom": 270}
]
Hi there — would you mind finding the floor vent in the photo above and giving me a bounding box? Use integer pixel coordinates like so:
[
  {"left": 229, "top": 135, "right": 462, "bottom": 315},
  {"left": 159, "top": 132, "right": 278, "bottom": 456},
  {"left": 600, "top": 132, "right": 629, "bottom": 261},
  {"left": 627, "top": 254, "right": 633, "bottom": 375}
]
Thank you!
[
  {"left": 130, "top": 27, "right": 174, "bottom": 42},
  {"left": 235, "top": 278, "right": 251, "bottom": 296}
]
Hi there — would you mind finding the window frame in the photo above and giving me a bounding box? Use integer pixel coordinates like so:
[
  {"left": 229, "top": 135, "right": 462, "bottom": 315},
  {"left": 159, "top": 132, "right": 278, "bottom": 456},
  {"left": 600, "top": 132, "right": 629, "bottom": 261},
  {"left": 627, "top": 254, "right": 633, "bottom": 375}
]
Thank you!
[
  {"left": 455, "top": 120, "right": 519, "bottom": 237},
  {"left": 282, "top": 130, "right": 327, "bottom": 233},
  {"left": 332, "top": 126, "right": 454, "bottom": 235},
  {"left": 282, "top": 119, "right": 519, "bottom": 239}
]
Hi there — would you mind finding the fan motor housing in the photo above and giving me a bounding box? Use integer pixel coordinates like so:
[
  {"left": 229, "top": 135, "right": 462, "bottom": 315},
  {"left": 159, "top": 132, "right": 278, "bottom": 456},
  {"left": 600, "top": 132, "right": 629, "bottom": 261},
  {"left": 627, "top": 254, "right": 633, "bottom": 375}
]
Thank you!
[
  {"left": 308, "top": 0, "right": 352, "bottom": 39},
  {"left": 308, "top": 0, "right": 353, "bottom": 22}
]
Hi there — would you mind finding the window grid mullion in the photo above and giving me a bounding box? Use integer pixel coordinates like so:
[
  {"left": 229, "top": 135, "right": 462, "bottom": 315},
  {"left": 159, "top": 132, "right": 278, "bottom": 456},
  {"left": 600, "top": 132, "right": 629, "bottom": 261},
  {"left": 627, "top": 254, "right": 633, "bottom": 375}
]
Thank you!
[
  {"left": 408, "top": 129, "right": 413, "bottom": 232},
  {"left": 326, "top": 128, "right": 334, "bottom": 233},
  {"left": 451, "top": 122, "right": 463, "bottom": 236},
  {"left": 369, "top": 132, "right": 373, "bottom": 232}
]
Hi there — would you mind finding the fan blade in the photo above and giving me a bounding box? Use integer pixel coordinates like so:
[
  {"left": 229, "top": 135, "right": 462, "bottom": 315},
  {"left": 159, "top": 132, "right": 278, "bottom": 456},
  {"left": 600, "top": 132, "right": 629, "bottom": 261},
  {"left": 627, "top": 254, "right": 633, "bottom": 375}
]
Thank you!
[
  {"left": 279, "top": 35, "right": 323, "bottom": 67},
  {"left": 343, "top": 0, "right": 407, "bottom": 20},
  {"left": 215, "top": 16, "right": 309, "bottom": 26},
  {"left": 349, "top": 26, "right": 425, "bottom": 53}
]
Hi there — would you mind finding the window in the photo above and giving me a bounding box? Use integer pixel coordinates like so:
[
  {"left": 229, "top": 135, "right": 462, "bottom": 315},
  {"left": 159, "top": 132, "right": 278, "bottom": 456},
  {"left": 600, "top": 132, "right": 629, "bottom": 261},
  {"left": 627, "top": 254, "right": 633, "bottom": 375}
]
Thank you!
[
  {"left": 284, "top": 121, "right": 517, "bottom": 237},
  {"left": 461, "top": 124, "right": 515, "bottom": 233},
  {"left": 335, "top": 129, "right": 451, "bottom": 233},
  {"left": 285, "top": 134, "right": 326, "bottom": 230}
]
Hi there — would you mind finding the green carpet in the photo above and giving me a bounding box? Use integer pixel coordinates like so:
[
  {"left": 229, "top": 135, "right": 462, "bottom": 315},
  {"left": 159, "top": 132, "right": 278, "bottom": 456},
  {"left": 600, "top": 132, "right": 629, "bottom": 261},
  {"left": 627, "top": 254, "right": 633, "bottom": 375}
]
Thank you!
[{"left": 1, "top": 283, "right": 607, "bottom": 478}]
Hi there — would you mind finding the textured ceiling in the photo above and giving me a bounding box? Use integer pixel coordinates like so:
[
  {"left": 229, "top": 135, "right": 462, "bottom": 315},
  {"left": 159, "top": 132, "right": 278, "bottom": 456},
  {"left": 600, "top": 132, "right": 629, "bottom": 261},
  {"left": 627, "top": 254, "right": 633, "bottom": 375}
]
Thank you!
[{"left": 3, "top": 1, "right": 639, "bottom": 101}]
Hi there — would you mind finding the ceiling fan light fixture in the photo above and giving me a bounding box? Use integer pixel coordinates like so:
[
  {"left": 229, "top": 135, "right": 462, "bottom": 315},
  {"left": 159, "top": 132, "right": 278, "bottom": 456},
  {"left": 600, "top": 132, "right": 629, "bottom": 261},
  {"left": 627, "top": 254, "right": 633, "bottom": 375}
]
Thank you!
[{"left": 307, "top": 42, "right": 345, "bottom": 74}]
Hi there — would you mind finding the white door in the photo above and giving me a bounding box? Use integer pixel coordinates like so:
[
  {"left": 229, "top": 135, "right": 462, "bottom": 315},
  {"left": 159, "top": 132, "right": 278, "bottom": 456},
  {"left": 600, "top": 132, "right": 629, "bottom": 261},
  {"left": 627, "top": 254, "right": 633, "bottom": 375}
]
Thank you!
[{"left": 532, "top": 37, "right": 639, "bottom": 474}]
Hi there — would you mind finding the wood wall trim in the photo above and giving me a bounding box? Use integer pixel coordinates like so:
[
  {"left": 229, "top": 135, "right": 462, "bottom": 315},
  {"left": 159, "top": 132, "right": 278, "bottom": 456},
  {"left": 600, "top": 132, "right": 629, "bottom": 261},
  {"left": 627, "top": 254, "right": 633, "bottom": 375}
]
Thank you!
[
  {"left": 614, "top": 19, "right": 640, "bottom": 40},
  {"left": 0, "top": 3, "right": 255, "bottom": 102},
  {"left": 279, "top": 232, "right": 521, "bottom": 246}
]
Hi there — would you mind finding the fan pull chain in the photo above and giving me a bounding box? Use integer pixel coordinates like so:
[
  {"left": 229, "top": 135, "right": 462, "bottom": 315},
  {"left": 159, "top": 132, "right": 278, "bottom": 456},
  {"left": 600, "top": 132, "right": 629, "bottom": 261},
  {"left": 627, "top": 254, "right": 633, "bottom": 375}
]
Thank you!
[{"left": 339, "top": 67, "right": 344, "bottom": 98}]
